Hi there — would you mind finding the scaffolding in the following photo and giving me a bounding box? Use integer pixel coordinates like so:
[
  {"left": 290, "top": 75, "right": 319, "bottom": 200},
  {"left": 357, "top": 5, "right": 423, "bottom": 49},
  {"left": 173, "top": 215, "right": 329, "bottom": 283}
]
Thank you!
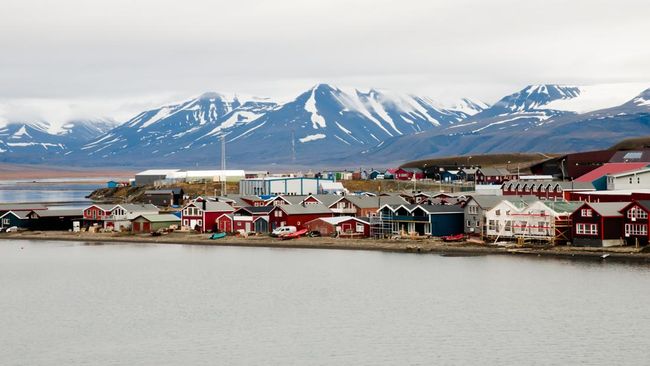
[{"left": 370, "top": 212, "right": 397, "bottom": 239}]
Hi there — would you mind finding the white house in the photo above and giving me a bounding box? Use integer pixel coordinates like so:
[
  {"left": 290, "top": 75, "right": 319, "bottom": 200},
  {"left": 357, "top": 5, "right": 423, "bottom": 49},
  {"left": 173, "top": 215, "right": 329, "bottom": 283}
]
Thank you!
[
  {"left": 606, "top": 167, "right": 650, "bottom": 190},
  {"left": 484, "top": 199, "right": 579, "bottom": 243},
  {"left": 104, "top": 204, "right": 159, "bottom": 231}
]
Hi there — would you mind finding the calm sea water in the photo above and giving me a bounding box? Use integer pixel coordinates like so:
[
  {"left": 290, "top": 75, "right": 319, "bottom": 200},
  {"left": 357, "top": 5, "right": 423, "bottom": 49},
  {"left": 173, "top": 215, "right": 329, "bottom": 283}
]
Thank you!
[
  {"left": 0, "top": 180, "right": 102, "bottom": 206},
  {"left": 1, "top": 241, "right": 649, "bottom": 365}
]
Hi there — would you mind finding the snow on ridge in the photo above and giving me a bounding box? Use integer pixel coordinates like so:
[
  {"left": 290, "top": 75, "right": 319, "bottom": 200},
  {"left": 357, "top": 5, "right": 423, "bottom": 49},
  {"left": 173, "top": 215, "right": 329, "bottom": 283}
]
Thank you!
[
  {"left": 305, "top": 87, "right": 327, "bottom": 129},
  {"left": 299, "top": 133, "right": 326, "bottom": 143},
  {"left": 543, "top": 83, "right": 648, "bottom": 113}
]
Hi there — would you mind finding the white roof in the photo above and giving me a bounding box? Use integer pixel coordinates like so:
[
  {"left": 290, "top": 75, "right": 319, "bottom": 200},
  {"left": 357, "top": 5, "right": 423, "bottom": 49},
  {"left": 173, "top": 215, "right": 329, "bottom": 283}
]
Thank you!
[
  {"left": 136, "top": 169, "right": 180, "bottom": 176},
  {"left": 320, "top": 181, "right": 345, "bottom": 190},
  {"left": 574, "top": 189, "right": 650, "bottom": 196},
  {"left": 315, "top": 216, "right": 368, "bottom": 225},
  {"left": 185, "top": 170, "right": 246, "bottom": 177}
]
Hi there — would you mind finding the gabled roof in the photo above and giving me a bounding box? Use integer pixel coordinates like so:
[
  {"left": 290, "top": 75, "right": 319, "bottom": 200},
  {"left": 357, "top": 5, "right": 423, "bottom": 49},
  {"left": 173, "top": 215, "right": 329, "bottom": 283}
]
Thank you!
[
  {"left": 537, "top": 200, "right": 582, "bottom": 215},
  {"left": 333, "top": 195, "right": 406, "bottom": 209},
  {"left": 234, "top": 206, "right": 274, "bottom": 214},
  {"left": 134, "top": 214, "right": 181, "bottom": 222},
  {"left": 624, "top": 200, "right": 650, "bottom": 212},
  {"left": 0, "top": 210, "right": 32, "bottom": 219},
  {"left": 307, "top": 216, "right": 369, "bottom": 225},
  {"left": 380, "top": 203, "right": 464, "bottom": 214},
  {"left": 575, "top": 202, "right": 629, "bottom": 217},
  {"left": 574, "top": 163, "right": 648, "bottom": 182},
  {"left": 115, "top": 203, "right": 159, "bottom": 212},
  {"left": 86, "top": 203, "right": 116, "bottom": 211},
  {"left": 276, "top": 203, "right": 333, "bottom": 215},
  {"left": 303, "top": 194, "right": 341, "bottom": 206},
  {"left": 465, "top": 195, "right": 507, "bottom": 210},
  {"left": 185, "top": 200, "right": 234, "bottom": 212},
  {"left": 479, "top": 167, "right": 511, "bottom": 176},
  {"left": 32, "top": 209, "right": 83, "bottom": 218}
]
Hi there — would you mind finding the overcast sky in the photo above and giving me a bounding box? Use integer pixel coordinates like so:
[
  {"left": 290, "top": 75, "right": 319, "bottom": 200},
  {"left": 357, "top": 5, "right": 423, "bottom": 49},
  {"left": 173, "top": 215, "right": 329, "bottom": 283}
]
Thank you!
[{"left": 1, "top": 0, "right": 649, "bottom": 123}]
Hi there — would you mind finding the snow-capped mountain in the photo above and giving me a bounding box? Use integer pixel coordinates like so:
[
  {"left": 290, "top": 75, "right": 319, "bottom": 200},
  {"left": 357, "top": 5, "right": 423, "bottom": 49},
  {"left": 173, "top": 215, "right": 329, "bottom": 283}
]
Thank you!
[
  {"left": 74, "top": 84, "right": 478, "bottom": 166},
  {"left": 0, "top": 119, "right": 116, "bottom": 162},
  {"left": 2, "top": 82, "right": 649, "bottom": 167},
  {"left": 367, "top": 84, "right": 650, "bottom": 162}
]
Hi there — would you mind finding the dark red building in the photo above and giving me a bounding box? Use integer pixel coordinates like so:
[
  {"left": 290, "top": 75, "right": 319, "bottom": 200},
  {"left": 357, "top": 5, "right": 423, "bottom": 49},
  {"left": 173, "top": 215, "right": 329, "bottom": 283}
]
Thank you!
[
  {"left": 620, "top": 201, "right": 650, "bottom": 247},
  {"left": 570, "top": 202, "right": 628, "bottom": 247},
  {"left": 268, "top": 204, "right": 333, "bottom": 230},
  {"left": 502, "top": 180, "right": 595, "bottom": 200}
]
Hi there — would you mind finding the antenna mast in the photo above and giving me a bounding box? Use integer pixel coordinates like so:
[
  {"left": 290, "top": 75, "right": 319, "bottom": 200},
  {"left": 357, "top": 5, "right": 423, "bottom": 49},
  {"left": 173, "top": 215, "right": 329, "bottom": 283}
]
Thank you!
[{"left": 291, "top": 129, "right": 296, "bottom": 163}]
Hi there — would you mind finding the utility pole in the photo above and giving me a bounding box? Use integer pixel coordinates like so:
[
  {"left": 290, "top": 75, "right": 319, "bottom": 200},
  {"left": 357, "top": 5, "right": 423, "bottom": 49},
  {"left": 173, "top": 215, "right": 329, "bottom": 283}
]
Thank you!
[
  {"left": 291, "top": 129, "right": 296, "bottom": 163},
  {"left": 221, "top": 135, "right": 226, "bottom": 196}
]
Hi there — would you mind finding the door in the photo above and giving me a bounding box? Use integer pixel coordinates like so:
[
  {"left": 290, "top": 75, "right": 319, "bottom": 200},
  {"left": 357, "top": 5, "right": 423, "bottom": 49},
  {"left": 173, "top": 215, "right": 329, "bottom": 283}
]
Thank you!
[
  {"left": 143, "top": 222, "right": 151, "bottom": 232},
  {"left": 245, "top": 222, "right": 251, "bottom": 233},
  {"left": 133, "top": 222, "right": 141, "bottom": 232}
]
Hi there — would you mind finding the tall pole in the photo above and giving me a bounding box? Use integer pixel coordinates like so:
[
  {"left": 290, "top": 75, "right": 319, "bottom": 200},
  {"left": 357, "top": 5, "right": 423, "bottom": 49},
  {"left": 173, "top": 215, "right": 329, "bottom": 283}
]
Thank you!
[
  {"left": 291, "top": 129, "right": 296, "bottom": 163},
  {"left": 221, "top": 135, "right": 226, "bottom": 196}
]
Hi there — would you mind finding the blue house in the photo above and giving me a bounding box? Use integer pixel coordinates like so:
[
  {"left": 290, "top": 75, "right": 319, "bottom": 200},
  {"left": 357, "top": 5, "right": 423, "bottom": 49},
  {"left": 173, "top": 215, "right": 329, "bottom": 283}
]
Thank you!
[
  {"left": 368, "top": 170, "right": 382, "bottom": 180},
  {"left": 378, "top": 204, "right": 464, "bottom": 236},
  {"left": 107, "top": 181, "right": 121, "bottom": 188},
  {"left": 0, "top": 210, "right": 32, "bottom": 229}
]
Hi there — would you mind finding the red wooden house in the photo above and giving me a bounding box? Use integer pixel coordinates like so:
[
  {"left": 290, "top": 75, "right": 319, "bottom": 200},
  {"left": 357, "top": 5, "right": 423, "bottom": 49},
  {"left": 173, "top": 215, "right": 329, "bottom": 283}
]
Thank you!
[
  {"left": 394, "top": 168, "right": 424, "bottom": 181},
  {"left": 82, "top": 204, "right": 115, "bottom": 227},
  {"left": 570, "top": 202, "right": 628, "bottom": 247},
  {"left": 181, "top": 200, "right": 234, "bottom": 233},
  {"left": 620, "top": 200, "right": 650, "bottom": 247},
  {"left": 268, "top": 203, "right": 334, "bottom": 230}
]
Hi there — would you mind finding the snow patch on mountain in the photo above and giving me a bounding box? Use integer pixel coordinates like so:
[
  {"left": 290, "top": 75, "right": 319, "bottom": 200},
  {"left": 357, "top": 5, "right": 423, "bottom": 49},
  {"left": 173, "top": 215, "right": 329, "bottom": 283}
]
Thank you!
[
  {"left": 544, "top": 83, "right": 649, "bottom": 113},
  {"left": 299, "top": 133, "right": 327, "bottom": 143}
]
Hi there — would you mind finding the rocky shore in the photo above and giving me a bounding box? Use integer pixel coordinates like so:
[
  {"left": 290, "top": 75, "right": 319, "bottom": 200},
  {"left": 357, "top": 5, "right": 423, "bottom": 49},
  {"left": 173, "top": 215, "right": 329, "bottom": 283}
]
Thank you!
[{"left": 2, "top": 231, "right": 650, "bottom": 263}]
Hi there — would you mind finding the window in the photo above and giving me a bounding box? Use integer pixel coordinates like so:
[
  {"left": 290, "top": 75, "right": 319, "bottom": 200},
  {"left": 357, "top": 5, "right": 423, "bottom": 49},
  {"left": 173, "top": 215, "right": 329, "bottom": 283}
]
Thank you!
[
  {"left": 625, "top": 224, "right": 648, "bottom": 236},
  {"left": 468, "top": 205, "right": 478, "bottom": 214},
  {"left": 576, "top": 223, "right": 598, "bottom": 235},
  {"left": 488, "top": 220, "right": 496, "bottom": 231},
  {"left": 495, "top": 209, "right": 501, "bottom": 216},
  {"left": 2, "top": 218, "right": 8, "bottom": 225},
  {"left": 627, "top": 207, "right": 648, "bottom": 219},
  {"left": 630, "top": 177, "right": 633, "bottom": 184},
  {"left": 638, "top": 177, "right": 641, "bottom": 184},
  {"left": 504, "top": 221, "right": 512, "bottom": 231},
  {"left": 356, "top": 223, "right": 364, "bottom": 233},
  {"left": 538, "top": 222, "right": 547, "bottom": 233},
  {"left": 581, "top": 209, "right": 592, "bottom": 217}
]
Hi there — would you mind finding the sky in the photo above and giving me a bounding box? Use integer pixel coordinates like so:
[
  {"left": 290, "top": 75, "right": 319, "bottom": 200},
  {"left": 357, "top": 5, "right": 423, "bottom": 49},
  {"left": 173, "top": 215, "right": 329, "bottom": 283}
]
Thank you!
[{"left": 1, "top": 0, "right": 649, "bottom": 124}]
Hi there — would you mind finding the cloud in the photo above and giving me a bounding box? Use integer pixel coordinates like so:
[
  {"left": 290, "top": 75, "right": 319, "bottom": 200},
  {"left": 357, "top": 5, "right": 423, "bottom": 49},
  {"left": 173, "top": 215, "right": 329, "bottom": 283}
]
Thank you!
[{"left": 0, "top": 0, "right": 649, "bottom": 120}]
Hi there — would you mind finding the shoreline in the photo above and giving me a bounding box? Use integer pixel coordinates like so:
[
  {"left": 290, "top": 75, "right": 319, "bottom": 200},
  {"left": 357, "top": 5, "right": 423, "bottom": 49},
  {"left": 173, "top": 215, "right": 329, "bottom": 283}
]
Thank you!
[{"left": 2, "top": 231, "right": 650, "bottom": 263}]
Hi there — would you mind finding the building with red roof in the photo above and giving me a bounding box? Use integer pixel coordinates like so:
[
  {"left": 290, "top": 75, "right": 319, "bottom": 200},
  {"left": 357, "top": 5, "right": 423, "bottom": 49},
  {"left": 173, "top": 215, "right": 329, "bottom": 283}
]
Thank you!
[{"left": 574, "top": 163, "right": 648, "bottom": 190}]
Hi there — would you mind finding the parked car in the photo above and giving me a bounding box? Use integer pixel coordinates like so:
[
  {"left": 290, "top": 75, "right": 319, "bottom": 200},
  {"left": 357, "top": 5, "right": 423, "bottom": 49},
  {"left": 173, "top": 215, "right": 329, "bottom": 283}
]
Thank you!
[{"left": 271, "top": 226, "right": 297, "bottom": 237}]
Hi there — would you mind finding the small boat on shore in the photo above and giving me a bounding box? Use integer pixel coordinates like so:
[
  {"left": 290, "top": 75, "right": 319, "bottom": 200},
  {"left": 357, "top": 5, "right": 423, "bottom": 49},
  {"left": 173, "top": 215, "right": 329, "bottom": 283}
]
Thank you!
[
  {"left": 441, "top": 234, "right": 465, "bottom": 242},
  {"left": 280, "top": 229, "right": 308, "bottom": 240},
  {"left": 209, "top": 232, "right": 227, "bottom": 240}
]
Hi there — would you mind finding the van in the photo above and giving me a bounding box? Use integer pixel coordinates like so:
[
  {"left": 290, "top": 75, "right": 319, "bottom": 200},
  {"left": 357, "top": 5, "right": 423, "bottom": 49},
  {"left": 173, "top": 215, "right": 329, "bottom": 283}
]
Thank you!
[{"left": 271, "top": 226, "right": 297, "bottom": 237}]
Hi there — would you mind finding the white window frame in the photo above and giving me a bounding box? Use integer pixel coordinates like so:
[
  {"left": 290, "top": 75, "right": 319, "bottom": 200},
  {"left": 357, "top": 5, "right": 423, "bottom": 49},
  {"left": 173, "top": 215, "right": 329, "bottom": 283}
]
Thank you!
[
  {"left": 581, "top": 209, "right": 592, "bottom": 217},
  {"left": 576, "top": 223, "right": 598, "bottom": 235}
]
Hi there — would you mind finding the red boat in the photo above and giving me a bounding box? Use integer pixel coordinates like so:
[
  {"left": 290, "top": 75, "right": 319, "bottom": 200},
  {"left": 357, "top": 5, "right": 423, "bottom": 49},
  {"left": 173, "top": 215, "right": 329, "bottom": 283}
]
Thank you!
[
  {"left": 441, "top": 234, "right": 465, "bottom": 242},
  {"left": 280, "top": 228, "right": 308, "bottom": 240}
]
